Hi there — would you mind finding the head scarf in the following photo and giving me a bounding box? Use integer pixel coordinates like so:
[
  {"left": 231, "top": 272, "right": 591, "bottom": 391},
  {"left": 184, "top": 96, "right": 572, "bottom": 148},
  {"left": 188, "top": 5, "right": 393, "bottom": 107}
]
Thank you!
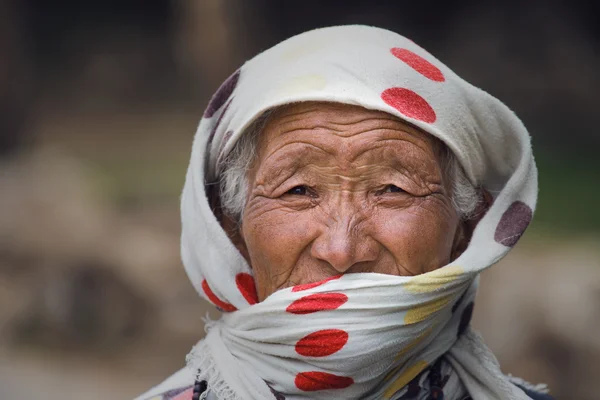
[{"left": 178, "top": 25, "right": 538, "bottom": 400}]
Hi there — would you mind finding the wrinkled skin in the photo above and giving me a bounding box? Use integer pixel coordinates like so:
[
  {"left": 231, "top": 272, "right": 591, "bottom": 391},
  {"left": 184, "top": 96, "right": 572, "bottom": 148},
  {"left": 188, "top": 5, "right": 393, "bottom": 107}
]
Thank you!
[{"left": 232, "top": 102, "right": 473, "bottom": 302}]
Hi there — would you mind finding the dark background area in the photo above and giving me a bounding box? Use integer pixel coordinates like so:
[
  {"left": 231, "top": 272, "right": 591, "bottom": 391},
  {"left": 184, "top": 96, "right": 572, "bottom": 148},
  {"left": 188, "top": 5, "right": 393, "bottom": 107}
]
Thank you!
[
  {"left": 4, "top": 0, "right": 600, "bottom": 231},
  {"left": 1, "top": 1, "right": 599, "bottom": 399}
]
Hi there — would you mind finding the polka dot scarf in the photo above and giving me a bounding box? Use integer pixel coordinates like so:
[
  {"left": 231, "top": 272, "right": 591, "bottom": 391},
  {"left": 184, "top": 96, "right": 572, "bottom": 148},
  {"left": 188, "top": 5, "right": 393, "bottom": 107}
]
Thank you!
[{"left": 180, "top": 25, "right": 538, "bottom": 400}]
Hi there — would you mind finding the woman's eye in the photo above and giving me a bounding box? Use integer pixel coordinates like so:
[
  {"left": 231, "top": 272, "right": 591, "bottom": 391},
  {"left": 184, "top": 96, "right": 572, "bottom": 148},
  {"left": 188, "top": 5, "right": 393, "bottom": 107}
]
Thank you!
[
  {"left": 286, "top": 186, "right": 308, "bottom": 196},
  {"left": 384, "top": 185, "right": 405, "bottom": 193}
]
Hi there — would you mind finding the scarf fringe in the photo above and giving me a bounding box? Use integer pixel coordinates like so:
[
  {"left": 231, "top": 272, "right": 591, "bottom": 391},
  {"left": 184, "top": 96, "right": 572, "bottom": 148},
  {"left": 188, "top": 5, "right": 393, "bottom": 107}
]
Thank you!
[
  {"left": 507, "top": 375, "right": 550, "bottom": 394},
  {"left": 186, "top": 337, "right": 245, "bottom": 400}
]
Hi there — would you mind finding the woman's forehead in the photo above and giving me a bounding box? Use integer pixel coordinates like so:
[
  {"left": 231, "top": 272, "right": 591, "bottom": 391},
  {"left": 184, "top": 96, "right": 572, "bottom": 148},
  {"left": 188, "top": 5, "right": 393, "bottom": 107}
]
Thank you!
[
  {"left": 261, "top": 102, "right": 435, "bottom": 142},
  {"left": 248, "top": 102, "right": 446, "bottom": 184},
  {"left": 257, "top": 102, "right": 445, "bottom": 161}
]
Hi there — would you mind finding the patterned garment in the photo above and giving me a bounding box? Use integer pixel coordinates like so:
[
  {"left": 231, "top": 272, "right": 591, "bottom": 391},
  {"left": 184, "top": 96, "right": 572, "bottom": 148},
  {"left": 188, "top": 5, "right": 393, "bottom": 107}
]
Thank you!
[
  {"left": 136, "top": 25, "right": 547, "bottom": 400},
  {"left": 143, "top": 358, "right": 554, "bottom": 400}
]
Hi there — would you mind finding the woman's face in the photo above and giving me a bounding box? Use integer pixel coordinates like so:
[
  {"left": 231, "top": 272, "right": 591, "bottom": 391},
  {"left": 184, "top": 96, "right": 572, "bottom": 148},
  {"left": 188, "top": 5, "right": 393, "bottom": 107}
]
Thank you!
[{"left": 238, "top": 102, "right": 465, "bottom": 301}]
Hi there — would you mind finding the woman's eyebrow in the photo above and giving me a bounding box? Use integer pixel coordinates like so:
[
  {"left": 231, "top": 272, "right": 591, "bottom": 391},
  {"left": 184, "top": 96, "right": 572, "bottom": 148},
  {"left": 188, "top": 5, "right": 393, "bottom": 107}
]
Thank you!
[{"left": 254, "top": 152, "right": 305, "bottom": 186}]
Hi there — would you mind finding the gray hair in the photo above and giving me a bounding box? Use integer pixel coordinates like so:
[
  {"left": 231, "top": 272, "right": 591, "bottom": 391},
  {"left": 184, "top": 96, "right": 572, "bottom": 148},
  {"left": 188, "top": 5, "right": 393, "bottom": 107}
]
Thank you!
[{"left": 219, "top": 109, "right": 480, "bottom": 224}]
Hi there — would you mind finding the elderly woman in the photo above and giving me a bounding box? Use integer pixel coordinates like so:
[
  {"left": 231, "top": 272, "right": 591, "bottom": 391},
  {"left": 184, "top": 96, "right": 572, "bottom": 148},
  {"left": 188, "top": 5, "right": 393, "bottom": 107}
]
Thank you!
[{"left": 136, "top": 26, "right": 552, "bottom": 400}]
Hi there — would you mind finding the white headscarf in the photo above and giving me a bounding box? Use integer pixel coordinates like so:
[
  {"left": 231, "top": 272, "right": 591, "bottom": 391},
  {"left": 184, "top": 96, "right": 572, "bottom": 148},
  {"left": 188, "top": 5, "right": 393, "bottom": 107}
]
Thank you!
[{"left": 141, "top": 25, "right": 540, "bottom": 400}]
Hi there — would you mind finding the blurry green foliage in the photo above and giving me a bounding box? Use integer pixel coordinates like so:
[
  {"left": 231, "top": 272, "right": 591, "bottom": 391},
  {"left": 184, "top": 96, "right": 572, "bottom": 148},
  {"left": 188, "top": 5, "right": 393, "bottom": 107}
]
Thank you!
[{"left": 534, "top": 147, "right": 600, "bottom": 234}]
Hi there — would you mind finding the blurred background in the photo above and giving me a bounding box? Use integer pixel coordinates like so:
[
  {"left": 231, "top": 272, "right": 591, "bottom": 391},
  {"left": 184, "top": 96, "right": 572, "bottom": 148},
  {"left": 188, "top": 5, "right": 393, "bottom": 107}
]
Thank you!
[{"left": 1, "top": 1, "right": 599, "bottom": 399}]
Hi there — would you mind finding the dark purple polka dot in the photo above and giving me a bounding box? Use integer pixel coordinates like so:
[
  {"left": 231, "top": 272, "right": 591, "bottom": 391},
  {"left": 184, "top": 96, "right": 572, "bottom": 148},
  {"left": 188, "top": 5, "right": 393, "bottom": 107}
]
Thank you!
[
  {"left": 457, "top": 302, "right": 474, "bottom": 338},
  {"left": 204, "top": 69, "right": 240, "bottom": 118},
  {"left": 494, "top": 201, "right": 533, "bottom": 247}
]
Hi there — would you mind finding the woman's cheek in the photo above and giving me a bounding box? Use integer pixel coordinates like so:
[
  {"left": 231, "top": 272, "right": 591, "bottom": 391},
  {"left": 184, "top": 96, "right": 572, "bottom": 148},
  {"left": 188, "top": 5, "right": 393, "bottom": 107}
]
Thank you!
[
  {"left": 244, "top": 206, "right": 316, "bottom": 272},
  {"left": 374, "top": 207, "right": 454, "bottom": 268},
  {"left": 374, "top": 210, "right": 418, "bottom": 249}
]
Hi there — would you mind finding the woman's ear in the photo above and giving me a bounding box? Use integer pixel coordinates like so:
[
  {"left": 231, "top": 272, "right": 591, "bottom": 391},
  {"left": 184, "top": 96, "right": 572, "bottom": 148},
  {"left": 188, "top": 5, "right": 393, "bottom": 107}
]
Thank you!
[{"left": 451, "top": 188, "right": 493, "bottom": 261}]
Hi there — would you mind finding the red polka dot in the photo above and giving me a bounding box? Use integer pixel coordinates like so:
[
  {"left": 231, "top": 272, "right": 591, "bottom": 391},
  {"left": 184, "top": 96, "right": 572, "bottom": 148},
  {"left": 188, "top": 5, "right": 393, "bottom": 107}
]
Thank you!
[
  {"left": 381, "top": 88, "right": 436, "bottom": 123},
  {"left": 171, "top": 387, "right": 193, "bottom": 400},
  {"left": 390, "top": 48, "right": 445, "bottom": 82},
  {"left": 291, "top": 275, "right": 342, "bottom": 292},
  {"left": 295, "top": 329, "right": 349, "bottom": 357},
  {"left": 202, "top": 279, "right": 237, "bottom": 312},
  {"left": 295, "top": 372, "right": 354, "bottom": 391},
  {"left": 286, "top": 293, "right": 348, "bottom": 314},
  {"left": 236, "top": 273, "right": 258, "bottom": 305}
]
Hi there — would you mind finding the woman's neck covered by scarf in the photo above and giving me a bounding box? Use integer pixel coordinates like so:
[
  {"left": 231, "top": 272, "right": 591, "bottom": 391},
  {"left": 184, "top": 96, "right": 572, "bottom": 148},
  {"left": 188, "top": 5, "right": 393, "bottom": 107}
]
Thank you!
[
  {"left": 179, "top": 25, "right": 538, "bottom": 400},
  {"left": 188, "top": 273, "right": 477, "bottom": 399}
]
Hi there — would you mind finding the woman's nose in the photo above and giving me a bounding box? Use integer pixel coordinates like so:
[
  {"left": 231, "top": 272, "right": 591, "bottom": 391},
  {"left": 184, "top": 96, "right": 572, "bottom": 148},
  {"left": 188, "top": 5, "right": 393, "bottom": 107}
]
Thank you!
[{"left": 310, "top": 221, "right": 380, "bottom": 273}]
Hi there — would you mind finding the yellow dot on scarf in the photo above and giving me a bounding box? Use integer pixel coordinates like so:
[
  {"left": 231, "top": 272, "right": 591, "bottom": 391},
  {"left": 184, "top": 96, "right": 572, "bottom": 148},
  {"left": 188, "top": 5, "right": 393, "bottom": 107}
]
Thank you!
[
  {"left": 383, "top": 360, "right": 429, "bottom": 399},
  {"left": 280, "top": 41, "right": 326, "bottom": 62},
  {"left": 275, "top": 74, "right": 327, "bottom": 96},
  {"left": 381, "top": 327, "right": 434, "bottom": 384},
  {"left": 404, "top": 296, "right": 452, "bottom": 324},
  {"left": 403, "top": 265, "right": 464, "bottom": 293}
]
